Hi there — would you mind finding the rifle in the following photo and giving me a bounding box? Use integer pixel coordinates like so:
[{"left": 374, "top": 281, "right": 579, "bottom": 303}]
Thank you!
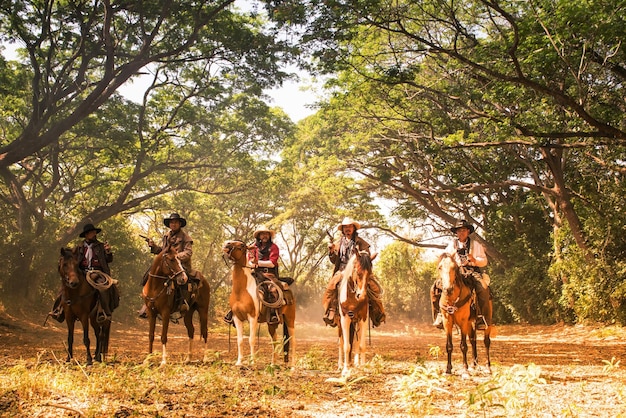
[{"left": 139, "top": 234, "right": 150, "bottom": 243}]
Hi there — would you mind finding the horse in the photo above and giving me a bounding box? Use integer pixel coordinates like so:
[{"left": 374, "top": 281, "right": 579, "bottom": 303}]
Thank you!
[
  {"left": 222, "top": 240, "right": 296, "bottom": 367},
  {"left": 142, "top": 243, "right": 211, "bottom": 366},
  {"left": 57, "top": 247, "right": 111, "bottom": 364},
  {"left": 438, "top": 252, "right": 492, "bottom": 376},
  {"left": 337, "top": 249, "right": 373, "bottom": 377}
]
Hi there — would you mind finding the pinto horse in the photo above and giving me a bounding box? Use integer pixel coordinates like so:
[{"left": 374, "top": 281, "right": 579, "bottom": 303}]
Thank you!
[
  {"left": 438, "top": 252, "right": 492, "bottom": 376},
  {"left": 57, "top": 247, "right": 111, "bottom": 364},
  {"left": 142, "top": 243, "right": 210, "bottom": 366},
  {"left": 222, "top": 240, "right": 296, "bottom": 367},
  {"left": 337, "top": 249, "right": 373, "bottom": 377}
]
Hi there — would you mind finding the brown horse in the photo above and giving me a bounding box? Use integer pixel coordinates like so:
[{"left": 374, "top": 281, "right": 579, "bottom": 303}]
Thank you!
[
  {"left": 222, "top": 240, "right": 296, "bottom": 367},
  {"left": 142, "top": 243, "right": 210, "bottom": 366},
  {"left": 57, "top": 247, "right": 111, "bottom": 364},
  {"left": 337, "top": 249, "right": 372, "bottom": 377},
  {"left": 438, "top": 252, "right": 492, "bottom": 376}
]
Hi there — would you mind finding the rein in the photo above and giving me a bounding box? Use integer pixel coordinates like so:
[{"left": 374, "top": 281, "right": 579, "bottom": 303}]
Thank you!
[
  {"left": 441, "top": 262, "right": 473, "bottom": 314},
  {"left": 143, "top": 254, "right": 182, "bottom": 304}
]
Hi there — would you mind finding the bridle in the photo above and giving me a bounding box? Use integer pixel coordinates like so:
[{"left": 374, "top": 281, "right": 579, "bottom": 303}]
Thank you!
[
  {"left": 144, "top": 249, "right": 185, "bottom": 305},
  {"left": 440, "top": 253, "right": 472, "bottom": 314},
  {"left": 222, "top": 240, "right": 250, "bottom": 268},
  {"left": 148, "top": 252, "right": 186, "bottom": 282}
]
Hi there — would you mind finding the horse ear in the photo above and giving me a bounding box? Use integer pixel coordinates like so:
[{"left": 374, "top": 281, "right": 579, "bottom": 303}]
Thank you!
[{"left": 370, "top": 251, "right": 378, "bottom": 261}]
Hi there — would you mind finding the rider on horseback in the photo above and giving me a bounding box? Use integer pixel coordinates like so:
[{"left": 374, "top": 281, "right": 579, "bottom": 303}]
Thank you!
[
  {"left": 431, "top": 219, "right": 490, "bottom": 330},
  {"left": 49, "top": 223, "right": 119, "bottom": 323},
  {"left": 224, "top": 225, "right": 292, "bottom": 325},
  {"left": 323, "top": 217, "right": 386, "bottom": 328},
  {"left": 138, "top": 213, "right": 194, "bottom": 318}
]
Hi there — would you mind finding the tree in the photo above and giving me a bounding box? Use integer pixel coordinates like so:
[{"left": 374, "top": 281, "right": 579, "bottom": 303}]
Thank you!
[
  {"left": 294, "top": 0, "right": 626, "bottom": 322},
  {"left": 0, "top": 0, "right": 299, "bottom": 301}
]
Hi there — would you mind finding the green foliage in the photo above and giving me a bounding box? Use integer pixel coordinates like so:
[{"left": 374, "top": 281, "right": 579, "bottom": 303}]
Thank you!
[{"left": 374, "top": 241, "right": 434, "bottom": 321}]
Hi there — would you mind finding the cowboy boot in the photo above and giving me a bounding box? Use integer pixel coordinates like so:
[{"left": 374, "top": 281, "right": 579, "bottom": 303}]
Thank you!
[
  {"left": 433, "top": 313, "right": 444, "bottom": 329},
  {"left": 48, "top": 294, "right": 65, "bottom": 323}
]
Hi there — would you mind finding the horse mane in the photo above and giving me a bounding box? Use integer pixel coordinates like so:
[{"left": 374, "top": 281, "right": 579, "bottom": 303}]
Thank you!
[{"left": 355, "top": 250, "right": 372, "bottom": 272}]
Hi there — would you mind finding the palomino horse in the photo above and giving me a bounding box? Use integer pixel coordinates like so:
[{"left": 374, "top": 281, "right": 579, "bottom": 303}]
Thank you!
[
  {"left": 337, "top": 249, "right": 373, "bottom": 377},
  {"left": 142, "top": 243, "right": 211, "bottom": 366},
  {"left": 438, "top": 252, "right": 492, "bottom": 376},
  {"left": 222, "top": 240, "right": 296, "bottom": 367},
  {"left": 57, "top": 247, "right": 111, "bottom": 364}
]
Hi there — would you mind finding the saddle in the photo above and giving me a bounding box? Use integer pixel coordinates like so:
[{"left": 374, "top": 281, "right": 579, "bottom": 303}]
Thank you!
[{"left": 253, "top": 270, "right": 294, "bottom": 305}]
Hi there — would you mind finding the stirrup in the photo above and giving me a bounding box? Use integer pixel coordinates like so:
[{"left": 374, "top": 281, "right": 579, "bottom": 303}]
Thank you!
[{"left": 476, "top": 315, "right": 487, "bottom": 330}]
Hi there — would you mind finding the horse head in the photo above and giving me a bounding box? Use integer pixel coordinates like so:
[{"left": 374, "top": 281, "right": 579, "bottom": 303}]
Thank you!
[
  {"left": 59, "top": 247, "right": 81, "bottom": 288},
  {"left": 438, "top": 252, "right": 462, "bottom": 298},
  {"left": 151, "top": 243, "right": 187, "bottom": 284},
  {"left": 339, "top": 250, "right": 372, "bottom": 320},
  {"left": 222, "top": 240, "right": 254, "bottom": 267}
]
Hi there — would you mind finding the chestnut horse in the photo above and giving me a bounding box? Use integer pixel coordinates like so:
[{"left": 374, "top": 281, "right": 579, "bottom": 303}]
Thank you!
[
  {"left": 222, "top": 240, "right": 296, "bottom": 367},
  {"left": 438, "top": 252, "right": 492, "bottom": 376},
  {"left": 337, "top": 249, "right": 373, "bottom": 377},
  {"left": 57, "top": 247, "right": 111, "bottom": 364},
  {"left": 142, "top": 243, "right": 210, "bottom": 366}
]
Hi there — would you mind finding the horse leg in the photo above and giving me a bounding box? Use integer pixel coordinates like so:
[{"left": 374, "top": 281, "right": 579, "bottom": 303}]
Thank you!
[
  {"left": 459, "top": 330, "right": 470, "bottom": 378},
  {"left": 101, "top": 321, "right": 111, "bottom": 363},
  {"left": 469, "top": 324, "right": 478, "bottom": 368},
  {"left": 92, "top": 320, "right": 102, "bottom": 362},
  {"left": 268, "top": 323, "right": 278, "bottom": 365},
  {"left": 355, "top": 319, "right": 367, "bottom": 367},
  {"left": 341, "top": 316, "right": 352, "bottom": 377},
  {"left": 148, "top": 312, "right": 156, "bottom": 354},
  {"left": 183, "top": 311, "right": 195, "bottom": 363},
  {"left": 283, "top": 322, "right": 295, "bottom": 367},
  {"left": 80, "top": 315, "right": 93, "bottom": 365},
  {"left": 445, "top": 330, "right": 454, "bottom": 374},
  {"left": 233, "top": 318, "right": 245, "bottom": 366},
  {"left": 248, "top": 317, "right": 259, "bottom": 365},
  {"left": 484, "top": 327, "right": 492, "bottom": 374},
  {"left": 160, "top": 312, "right": 170, "bottom": 366},
  {"left": 337, "top": 325, "right": 344, "bottom": 372},
  {"left": 66, "top": 313, "right": 75, "bottom": 362}
]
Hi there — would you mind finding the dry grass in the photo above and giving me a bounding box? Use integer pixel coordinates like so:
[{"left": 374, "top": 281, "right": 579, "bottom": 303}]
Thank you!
[{"left": 1, "top": 314, "right": 625, "bottom": 417}]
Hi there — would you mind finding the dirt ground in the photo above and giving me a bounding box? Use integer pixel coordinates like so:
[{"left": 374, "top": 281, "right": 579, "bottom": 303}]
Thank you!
[{"left": 1, "top": 310, "right": 625, "bottom": 417}]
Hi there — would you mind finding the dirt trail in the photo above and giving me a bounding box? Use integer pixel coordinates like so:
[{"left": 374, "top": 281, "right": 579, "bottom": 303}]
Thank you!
[{"left": 1, "top": 312, "right": 625, "bottom": 417}]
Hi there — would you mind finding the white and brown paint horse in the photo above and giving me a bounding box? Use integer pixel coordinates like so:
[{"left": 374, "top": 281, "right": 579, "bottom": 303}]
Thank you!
[
  {"left": 142, "top": 243, "right": 210, "bottom": 366},
  {"left": 438, "top": 252, "right": 492, "bottom": 376},
  {"left": 222, "top": 240, "right": 295, "bottom": 367},
  {"left": 337, "top": 249, "right": 373, "bottom": 377}
]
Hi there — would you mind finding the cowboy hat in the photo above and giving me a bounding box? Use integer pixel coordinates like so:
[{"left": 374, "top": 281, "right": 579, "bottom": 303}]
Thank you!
[
  {"left": 79, "top": 223, "right": 102, "bottom": 237},
  {"left": 253, "top": 225, "right": 275, "bottom": 239},
  {"left": 164, "top": 213, "right": 187, "bottom": 228},
  {"left": 337, "top": 217, "right": 361, "bottom": 231},
  {"left": 450, "top": 219, "right": 475, "bottom": 234}
]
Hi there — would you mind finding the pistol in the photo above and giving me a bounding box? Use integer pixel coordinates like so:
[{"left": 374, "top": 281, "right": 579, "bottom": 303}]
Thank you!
[{"left": 139, "top": 234, "right": 149, "bottom": 242}]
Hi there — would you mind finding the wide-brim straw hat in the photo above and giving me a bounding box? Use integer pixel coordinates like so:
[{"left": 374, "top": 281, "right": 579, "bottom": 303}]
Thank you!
[
  {"left": 450, "top": 219, "right": 475, "bottom": 234},
  {"left": 253, "top": 225, "right": 275, "bottom": 239},
  {"left": 164, "top": 213, "right": 187, "bottom": 228},
  {"left": 337, "top": 217, "right": 361, "bottom": 231},
  {"left": 79, "top": 223, "right": 102, "bottom": 237}
]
